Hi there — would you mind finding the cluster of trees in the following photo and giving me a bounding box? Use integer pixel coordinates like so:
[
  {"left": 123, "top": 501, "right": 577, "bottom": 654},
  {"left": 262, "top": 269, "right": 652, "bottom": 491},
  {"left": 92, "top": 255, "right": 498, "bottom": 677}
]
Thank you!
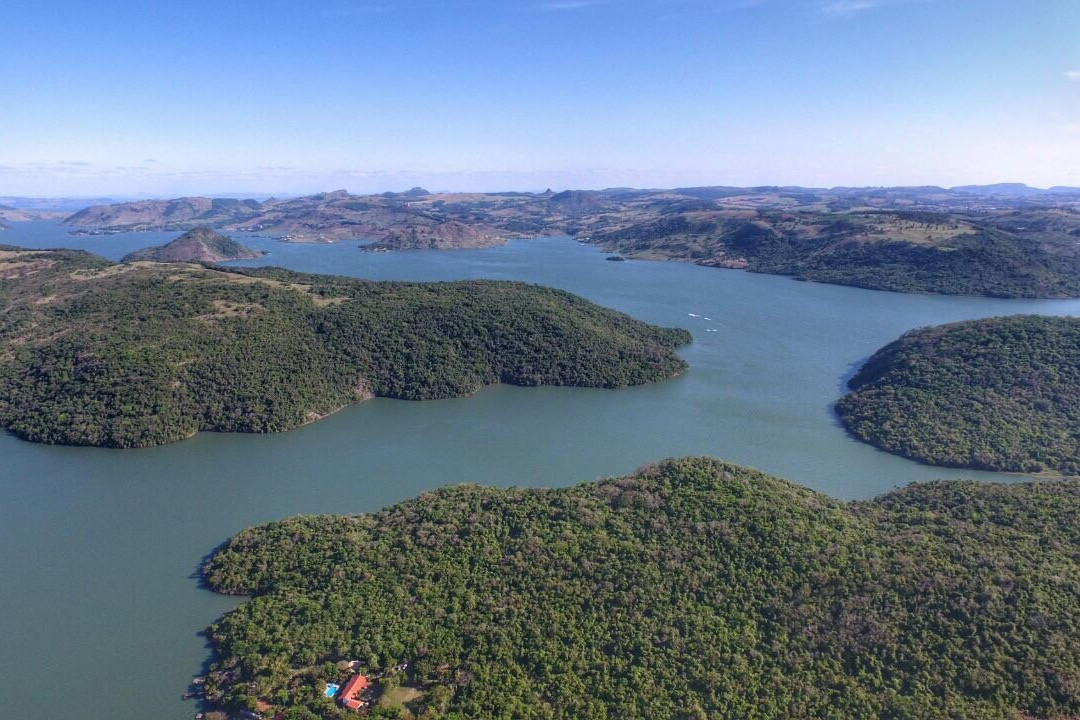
[
  {"left": 594, "top": 210, "right": 1080, "bottom": 297},
  {"left": 837, "top": 315, "right": 1080, "bottom": 474},
  {"left": 780, "top": 229, "right": 1080, "bottom": 298},
  {"left": 0, "top": 249, "right": 689, "bottom": 447},
  {"left": 203, "top": 457, "right": 1080, "bottom": 719}
]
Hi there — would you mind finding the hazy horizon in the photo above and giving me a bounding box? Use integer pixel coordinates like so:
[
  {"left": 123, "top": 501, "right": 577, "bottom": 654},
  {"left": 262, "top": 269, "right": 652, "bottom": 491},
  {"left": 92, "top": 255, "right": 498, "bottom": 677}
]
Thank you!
[
  {"left": 3, "top": 0, "right": 1078, "bottom": 196},
  {"left": 6, "top": 179, "right": 1080, "bottom": 206}
]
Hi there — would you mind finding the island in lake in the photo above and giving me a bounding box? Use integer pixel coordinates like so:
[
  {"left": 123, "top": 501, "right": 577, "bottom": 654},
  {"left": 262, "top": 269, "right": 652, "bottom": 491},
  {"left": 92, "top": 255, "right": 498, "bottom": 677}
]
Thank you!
[
  {"left": 202, "top": 457, "right": 1080, "bottom": 720},
  {"left": 54, "top": 183, "right": 1080, "bottom": 297},
  {"left": 837, "top": 315, "right": 1080, "bottom": 475},
  {"left": 0, "top": 246, "right": 689, "bottom": 448},
  {"left": 121, "top": 227, "right": 266, "bottom": 263}
]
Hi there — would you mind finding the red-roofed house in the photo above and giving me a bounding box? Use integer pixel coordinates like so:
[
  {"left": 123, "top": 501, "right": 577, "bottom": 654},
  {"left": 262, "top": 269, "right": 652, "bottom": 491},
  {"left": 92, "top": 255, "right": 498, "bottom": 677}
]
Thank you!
[{"left": 339, "top": 674, "right": 371, "bottom": 711}]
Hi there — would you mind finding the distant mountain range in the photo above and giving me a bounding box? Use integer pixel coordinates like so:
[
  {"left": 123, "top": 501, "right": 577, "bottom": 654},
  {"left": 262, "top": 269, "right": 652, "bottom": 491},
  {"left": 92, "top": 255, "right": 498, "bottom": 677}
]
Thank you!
[
  {"left": 64, "top": 189, "right": 522, "bottom": 248},
  {"left": 66, "top": 197, "right": 264, "bottom": 233},
  {"left": 58, "top": 182, "right": 1080, "bottom": 238},
  {"left": 0, "top": 196, "right": 123, "bottom": 213},
  {"left": 0, "top": 204, "right": 66, "bottom": 223},
  {"left": 21, "top": 183, "right": 1080, "bottom": 297},
  {"left": 950, "top": 183, "right": 1080, "bottom": 196}
]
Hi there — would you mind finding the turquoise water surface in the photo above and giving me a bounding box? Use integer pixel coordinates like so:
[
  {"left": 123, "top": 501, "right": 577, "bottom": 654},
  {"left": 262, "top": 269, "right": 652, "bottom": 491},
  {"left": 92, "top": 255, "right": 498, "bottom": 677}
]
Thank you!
[{"left": 2, "top": 221, "right": 1079, "bottom": 720}]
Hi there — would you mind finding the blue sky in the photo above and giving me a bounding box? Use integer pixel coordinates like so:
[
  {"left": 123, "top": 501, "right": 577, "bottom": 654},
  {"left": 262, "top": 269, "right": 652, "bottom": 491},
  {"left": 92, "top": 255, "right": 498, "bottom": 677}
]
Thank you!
[{"left": 2, "top": 0, "right": 1078, "bottom": 196}]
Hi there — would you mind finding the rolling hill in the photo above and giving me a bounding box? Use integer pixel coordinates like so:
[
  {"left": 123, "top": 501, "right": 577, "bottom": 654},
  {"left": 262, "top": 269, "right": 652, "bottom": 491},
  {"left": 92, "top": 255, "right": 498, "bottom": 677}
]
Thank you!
[{"left": 0, "top": 246, "right": 689, "bottom": 447}]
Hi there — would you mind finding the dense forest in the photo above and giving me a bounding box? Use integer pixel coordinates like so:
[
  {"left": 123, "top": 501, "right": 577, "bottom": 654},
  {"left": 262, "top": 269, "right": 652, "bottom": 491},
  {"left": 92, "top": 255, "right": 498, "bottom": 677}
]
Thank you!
[
  {"left": 203, "top": 457, "right": 1080, "bottom": 719},
  {"left": 0, "top": 246, "right": 688, "bottom": 447},
  {"left": 837, "top": 315, "right": 1080, "bottom": 474}
]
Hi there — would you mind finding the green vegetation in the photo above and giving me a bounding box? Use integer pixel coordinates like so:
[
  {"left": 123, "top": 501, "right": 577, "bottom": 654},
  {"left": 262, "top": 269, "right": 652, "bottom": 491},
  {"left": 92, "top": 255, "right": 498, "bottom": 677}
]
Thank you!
[
  {"left": 203, "top": 457, "right": 1080, "bottom": 719},
  {"left": 0, "top": 246, "right": 688, "bottom": 447},
  {"left": 596, "top": 211, "right": 1080, "bottom": 298},
  {"left": 837, "top": 315, "right": 1080, "bottom": 474},
  {"left": 380, "top": 685, "right": 426, "bottom": 714},
  {"left": 64, "top": 188, "right": 1080, "bottom": 297}
]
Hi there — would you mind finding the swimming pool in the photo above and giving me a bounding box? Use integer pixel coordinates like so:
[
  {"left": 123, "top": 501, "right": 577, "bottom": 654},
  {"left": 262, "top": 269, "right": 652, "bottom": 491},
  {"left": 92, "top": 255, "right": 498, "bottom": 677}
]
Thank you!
[{"left": 324, "top": 683, "right": 340, "bottom": 698}]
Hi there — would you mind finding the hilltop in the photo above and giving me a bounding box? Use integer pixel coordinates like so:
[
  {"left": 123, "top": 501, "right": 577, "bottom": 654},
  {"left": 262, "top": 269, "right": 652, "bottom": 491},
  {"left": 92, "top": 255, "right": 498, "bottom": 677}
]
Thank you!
[
  {"left": 121, "top": 227, "right": 266, "bottom": 263},
  {"left": 202, "top": 457, "right": 1080, "bottom": 720},
  {"left": 60, "top": 184, "right": 1080, "bottom": 297},
  {"left": 120, "top": 226, "right": 265, "bottom": 263},
  {"left": 65, "top": 196, "right": 263, "bottom": 232},
  {"left": 0, "top": 246, "right": 688, "bottom": 447},
  {"left": 0, "top": 204, "right": 65, "bottom": 223},
  {"left": 837, "top": 315, "right": 1080, "bottom": 474},
  {"left": 591, "top": 208, "right": 1080, "bottom": 297}
]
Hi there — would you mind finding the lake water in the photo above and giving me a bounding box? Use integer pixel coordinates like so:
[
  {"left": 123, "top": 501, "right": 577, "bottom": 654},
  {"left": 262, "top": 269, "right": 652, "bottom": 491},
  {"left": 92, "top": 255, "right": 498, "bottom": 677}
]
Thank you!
[{"left": 3, "top": 221, "right": 1080, "bottom": 720}]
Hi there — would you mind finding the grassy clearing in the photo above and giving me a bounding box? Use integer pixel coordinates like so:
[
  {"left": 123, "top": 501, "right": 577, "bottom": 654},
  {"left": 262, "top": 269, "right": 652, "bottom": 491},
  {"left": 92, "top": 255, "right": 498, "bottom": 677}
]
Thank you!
[{"left": 379, "top": 685, "right": 425, "bottom": 716}]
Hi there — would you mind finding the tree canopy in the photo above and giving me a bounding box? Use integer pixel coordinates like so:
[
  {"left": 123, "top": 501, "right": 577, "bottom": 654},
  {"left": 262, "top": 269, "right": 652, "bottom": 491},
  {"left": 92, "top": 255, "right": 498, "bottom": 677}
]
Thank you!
[
  {"left": 0, "top": 246, "right": 688, "bottom": 447},
  {"left": 595, "top": 211, "right": 1080, "bottom": 298},
  {"left": 204, "top": 457, "right": 1080, "bottom": 719},
  {"left": 837, "top": 315, "right": 1080, "bottom": 474}
]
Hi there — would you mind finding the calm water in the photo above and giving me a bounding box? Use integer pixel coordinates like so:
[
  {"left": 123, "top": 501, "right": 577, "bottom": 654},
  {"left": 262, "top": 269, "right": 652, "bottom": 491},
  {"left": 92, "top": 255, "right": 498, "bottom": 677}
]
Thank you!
[{"left": 3, "top": 221, "right": 1080, "bottom": 720}]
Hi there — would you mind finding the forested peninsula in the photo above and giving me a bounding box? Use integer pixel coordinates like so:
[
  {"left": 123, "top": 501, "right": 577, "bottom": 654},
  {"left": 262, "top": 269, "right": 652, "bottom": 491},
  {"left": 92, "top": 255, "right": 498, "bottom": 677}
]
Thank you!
[
  {"left": 592, "top": 210, "right": 1080, "bottom": 298},
  {"left": 0, "top": 246, "right": 688, "bottom": 447},
  {"left": 837, "top": 315, "right": 1080, "bottom": 474},
  {"left": 203, "top": 457, "right": 1080, "bottom": 720}
]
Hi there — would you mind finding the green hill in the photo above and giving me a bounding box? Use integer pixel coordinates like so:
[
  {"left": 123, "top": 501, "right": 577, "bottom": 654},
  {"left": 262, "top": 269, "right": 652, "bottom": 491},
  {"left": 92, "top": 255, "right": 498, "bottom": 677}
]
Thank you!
[
  {"left": 593, "top": 210, "right": 1080, "bottom": 298},
  {"left": 0, "top": 246, "right": 688, "bottom": 447},
  {"left": 837, "top": 315, "right": 1080, "bottom": 474},
  {"left": 203, "top": 457, "right": 1080, "bottom": 719}
]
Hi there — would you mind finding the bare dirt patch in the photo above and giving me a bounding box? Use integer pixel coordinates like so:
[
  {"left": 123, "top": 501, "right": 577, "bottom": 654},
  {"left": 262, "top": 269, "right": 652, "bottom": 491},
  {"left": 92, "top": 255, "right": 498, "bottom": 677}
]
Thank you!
[
  {"left": 0, "top": 259, "right": 56, "bottom": 278},
  {"left": 0, "top": 250, "right": 38, "bottom": 260},
  {"left": 198, "top": 300, "right": 266, "bottom": 321},
  {"left": 69, "top": 262, "right": 150, "bottom": 281},
  {"left": 855, "top": 218, "right": 977, "bottom": 245},
  {"left": 354, "top": 379, "right": 374, "bottom": 400}
]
